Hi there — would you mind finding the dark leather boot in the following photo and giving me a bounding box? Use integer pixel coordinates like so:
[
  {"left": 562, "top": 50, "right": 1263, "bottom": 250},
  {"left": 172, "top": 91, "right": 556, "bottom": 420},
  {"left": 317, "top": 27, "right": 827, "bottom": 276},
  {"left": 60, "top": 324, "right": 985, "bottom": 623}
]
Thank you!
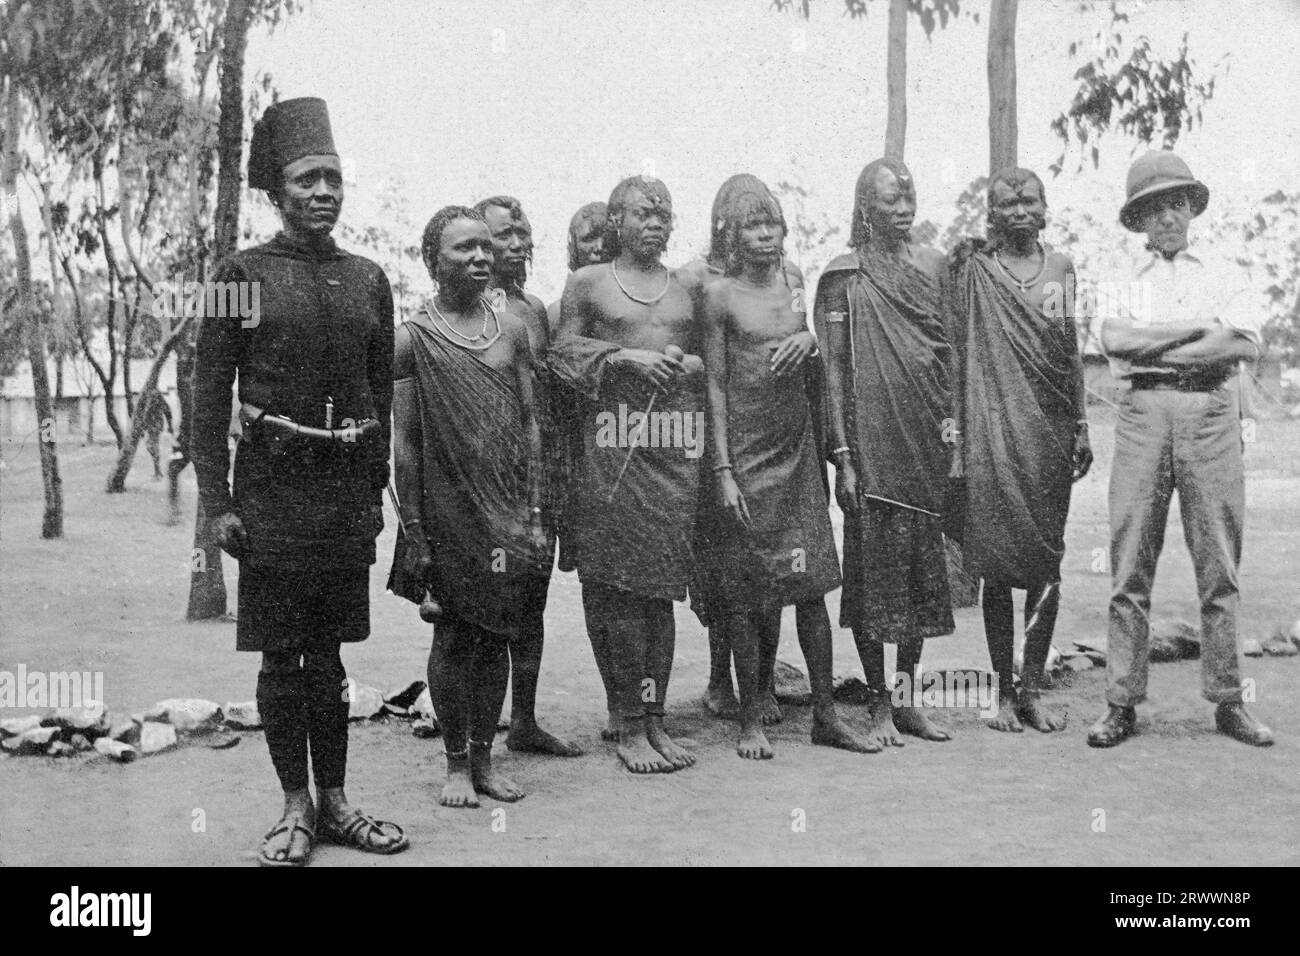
[
  {"left": 1215, "top": 702, "right": 1274, "bottom": 747},
  {"left": 1086, "top": 704, "right": 1136, "bottom": 748}
]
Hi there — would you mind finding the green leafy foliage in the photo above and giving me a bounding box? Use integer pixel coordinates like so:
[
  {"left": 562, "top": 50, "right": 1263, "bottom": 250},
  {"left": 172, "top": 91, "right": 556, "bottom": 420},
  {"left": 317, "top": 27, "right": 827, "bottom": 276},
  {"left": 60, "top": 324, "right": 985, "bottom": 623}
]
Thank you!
[{"left": 1050, "top": 2, "right": 1223, "bottom": 173}]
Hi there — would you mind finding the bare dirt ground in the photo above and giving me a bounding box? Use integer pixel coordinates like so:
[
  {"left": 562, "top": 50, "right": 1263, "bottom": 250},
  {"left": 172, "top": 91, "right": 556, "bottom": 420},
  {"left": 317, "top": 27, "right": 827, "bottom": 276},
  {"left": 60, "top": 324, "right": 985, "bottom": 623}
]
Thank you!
[{"left": 2, "top": 404, "right": 1297, "bottom": 866}]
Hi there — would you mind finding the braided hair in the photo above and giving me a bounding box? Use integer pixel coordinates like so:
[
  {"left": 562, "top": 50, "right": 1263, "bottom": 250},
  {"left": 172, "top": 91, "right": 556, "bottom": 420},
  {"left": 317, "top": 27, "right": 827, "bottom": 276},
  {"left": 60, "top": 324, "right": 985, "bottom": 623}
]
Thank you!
[
  {"left": 713, "top": 180, "right": 788, "bottom": 278},
  {"left": 420, "top": 205, "right": 486, "bottom": 284},
  {"left": 849, "top": 157, "right": 911, "bottom": 251}
]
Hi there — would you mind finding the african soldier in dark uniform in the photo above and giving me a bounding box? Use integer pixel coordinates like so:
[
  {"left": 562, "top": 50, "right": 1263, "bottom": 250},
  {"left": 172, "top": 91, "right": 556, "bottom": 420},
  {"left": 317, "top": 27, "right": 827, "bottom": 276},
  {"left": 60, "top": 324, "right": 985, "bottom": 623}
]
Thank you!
[{"left": 192, "top": 97, "right": 407, "bottom": 866}]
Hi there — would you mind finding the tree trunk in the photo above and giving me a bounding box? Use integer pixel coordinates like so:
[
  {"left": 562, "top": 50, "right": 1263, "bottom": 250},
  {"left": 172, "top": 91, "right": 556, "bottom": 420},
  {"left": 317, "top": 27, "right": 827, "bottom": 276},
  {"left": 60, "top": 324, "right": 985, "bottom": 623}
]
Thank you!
[
  {"left": 213, "top": 0, "right": 252, "bottom": 262},
  {"left": 4, "top": 83, "right": 64, "bottom": 538},
  {"left": 884, "top": 0, "right": 908, "bottom": 162},
  {"left": 987, "top": 0, "right": 1019, "bottom": 175},
  {"left": 187, "top": 0, "right": 253, "bottom": 620},
  {"left": 106, "top": 314, "right": 194, "bottom": 492},
  {"left": 167, "top": 333, "right": 195, "bottom": 523}
]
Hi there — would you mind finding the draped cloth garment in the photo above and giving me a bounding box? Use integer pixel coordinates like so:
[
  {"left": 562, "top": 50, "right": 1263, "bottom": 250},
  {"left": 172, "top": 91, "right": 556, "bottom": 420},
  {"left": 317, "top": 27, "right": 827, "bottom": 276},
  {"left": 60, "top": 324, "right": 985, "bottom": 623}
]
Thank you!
[
  {"left": 951, "top": 243, "right": 1078, "bottom": 587},
  {"left": 396, "top": 316, "right": 549, "bottom": 637}
]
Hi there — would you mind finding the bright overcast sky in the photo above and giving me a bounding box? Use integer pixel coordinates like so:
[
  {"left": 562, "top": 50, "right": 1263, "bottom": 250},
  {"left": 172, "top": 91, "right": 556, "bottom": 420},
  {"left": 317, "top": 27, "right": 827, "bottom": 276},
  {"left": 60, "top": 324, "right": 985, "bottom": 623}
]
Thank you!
[{"left": 245, "top": 0, "right": 1300, "bottom": 303}]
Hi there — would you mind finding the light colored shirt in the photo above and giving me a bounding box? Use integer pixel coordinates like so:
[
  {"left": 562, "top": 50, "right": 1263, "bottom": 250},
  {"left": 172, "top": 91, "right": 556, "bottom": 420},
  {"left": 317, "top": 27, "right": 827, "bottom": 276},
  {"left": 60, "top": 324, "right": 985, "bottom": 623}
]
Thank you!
[{"left": 1090, "top": 248, "right": 1262, "bottom": 380}]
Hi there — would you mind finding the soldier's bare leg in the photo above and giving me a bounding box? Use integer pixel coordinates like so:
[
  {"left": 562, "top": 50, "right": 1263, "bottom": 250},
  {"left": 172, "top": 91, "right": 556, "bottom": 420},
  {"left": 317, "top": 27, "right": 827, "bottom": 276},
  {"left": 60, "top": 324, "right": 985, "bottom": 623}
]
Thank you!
[{"left": 257, "top": 650, "right": 314, "bottom": 863}]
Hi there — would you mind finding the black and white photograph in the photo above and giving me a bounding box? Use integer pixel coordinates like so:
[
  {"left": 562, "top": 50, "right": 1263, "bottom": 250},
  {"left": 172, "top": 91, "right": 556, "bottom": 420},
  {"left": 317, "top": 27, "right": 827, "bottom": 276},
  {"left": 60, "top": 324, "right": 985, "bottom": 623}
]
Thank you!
[{"left": 0, "top": 0, "right": 1295, "bottom": 902}]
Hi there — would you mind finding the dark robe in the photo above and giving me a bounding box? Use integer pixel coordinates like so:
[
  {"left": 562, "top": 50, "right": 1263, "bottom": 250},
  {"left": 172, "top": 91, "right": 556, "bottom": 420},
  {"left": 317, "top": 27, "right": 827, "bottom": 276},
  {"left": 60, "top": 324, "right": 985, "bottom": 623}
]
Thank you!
[
  {"left": 548, "top": 334, "right": 703, "bottom": 602},
  {"left": 818, "top": 249, "right": 955, "bottom": 642},
  {"left": 192, "top": 233, "right": 393, "bottom": 570},
  {"left": 950, "top": 242, "right": 1078, "bottom": 586},
  {"left": 703, "top": 321, "right": 840, "bottom": 613},
  {"left": 819, "top": 249, "right": 953, "bottom": 513},
  {"left": 398, "top": 315, "right": 549, "bottom": 637}
]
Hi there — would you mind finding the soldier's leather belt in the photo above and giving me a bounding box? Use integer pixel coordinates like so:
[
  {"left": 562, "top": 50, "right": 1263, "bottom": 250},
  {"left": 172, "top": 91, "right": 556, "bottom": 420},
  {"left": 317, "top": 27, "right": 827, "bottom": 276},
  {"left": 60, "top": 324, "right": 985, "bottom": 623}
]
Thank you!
[
  {"left": 1129, "top": 371, "right": 1229, "bottom": 393},
  {"left": 240, "top": 402, "right": 380, "bottom": 446}
]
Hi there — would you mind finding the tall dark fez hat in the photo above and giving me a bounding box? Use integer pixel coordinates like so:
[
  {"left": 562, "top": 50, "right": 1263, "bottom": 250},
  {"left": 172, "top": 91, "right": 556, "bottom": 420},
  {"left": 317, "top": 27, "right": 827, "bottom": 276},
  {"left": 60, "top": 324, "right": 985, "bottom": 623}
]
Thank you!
[{"left": 248, "top": 97, "right": 338, "bottom": 191}]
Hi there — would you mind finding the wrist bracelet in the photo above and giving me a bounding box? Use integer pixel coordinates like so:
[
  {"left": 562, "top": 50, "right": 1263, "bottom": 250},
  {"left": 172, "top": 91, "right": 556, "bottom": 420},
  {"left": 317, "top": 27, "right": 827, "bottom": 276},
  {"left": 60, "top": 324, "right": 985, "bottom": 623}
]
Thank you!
[
  {"left": 831, "top": 446, "right": 851, "bottom": 457},
  {"left": 713, "top": 463, "right": 733, "bottom": 473}
]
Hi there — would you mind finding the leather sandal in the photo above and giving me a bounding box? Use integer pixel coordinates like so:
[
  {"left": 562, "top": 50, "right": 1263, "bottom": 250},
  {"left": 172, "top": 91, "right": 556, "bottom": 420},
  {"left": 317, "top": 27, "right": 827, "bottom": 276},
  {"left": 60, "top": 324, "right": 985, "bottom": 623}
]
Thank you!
[
  {"left": 257, "top": 815, "right": 315, "bottom": 868},
  {"left": 318, "top": 809, "right": 410, "bottom": 855}
]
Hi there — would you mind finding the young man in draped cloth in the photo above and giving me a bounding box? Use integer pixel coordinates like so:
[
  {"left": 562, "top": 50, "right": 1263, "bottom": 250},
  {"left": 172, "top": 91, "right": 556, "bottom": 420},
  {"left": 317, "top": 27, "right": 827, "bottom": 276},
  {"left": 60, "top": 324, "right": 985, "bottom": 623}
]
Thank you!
[
  {"left": 700, "top": 176, "right": 875, "bottom": 758},
  {"left": 545, "top": 201, "right": 610, "bottom": 728},
  {"left": 817, "top": 158, "right": 957, "bottom": 748},
  {"left": 547, "top": 201, "right": 608, "bottom": 334},
  {"left": 473, "top": 195, "right": 581, "bottom": 758},
  {"left": 193, "top": 98, "right": 407, "bottom": 865},
  {"left": 393, "top": 205, "right": 549, "bottom": 806},
  {"left": 550, "top": 175, "right": 705, "bottom": 773},
  {"left": 678, "top": 173, "right": 809, "bottom": 725},
  {"left": 949, "top": 168, "right": 1092, "bottom": 733}
]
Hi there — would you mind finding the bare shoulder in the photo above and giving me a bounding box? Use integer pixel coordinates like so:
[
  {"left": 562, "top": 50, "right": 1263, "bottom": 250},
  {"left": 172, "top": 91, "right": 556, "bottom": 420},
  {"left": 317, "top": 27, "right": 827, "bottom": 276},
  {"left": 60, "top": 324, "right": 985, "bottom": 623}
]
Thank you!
[
  {"left": 568, "top": 261, "right": 608, "bottom": 294},
  {"left": 498, "top": 306, "right": 529, "bottom": 342},
  {"left": 674, "top": 258, "right": 720, "bottom": 299},
  {"left": 1046, "top": 248, "right": 1075, "bottom": 274},
  {"left": 523, "top": 292, "right": 547, "bottom": 323},
  {"left": 700, "top": 274, "right": 734, "bottom": 314}
]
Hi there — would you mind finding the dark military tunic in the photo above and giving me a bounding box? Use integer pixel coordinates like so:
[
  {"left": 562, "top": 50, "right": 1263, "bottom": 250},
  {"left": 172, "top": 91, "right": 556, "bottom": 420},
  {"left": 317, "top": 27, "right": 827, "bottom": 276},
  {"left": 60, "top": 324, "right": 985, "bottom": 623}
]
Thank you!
[{"left": 192, "top": 233, "right": 394, "bottom": 650}]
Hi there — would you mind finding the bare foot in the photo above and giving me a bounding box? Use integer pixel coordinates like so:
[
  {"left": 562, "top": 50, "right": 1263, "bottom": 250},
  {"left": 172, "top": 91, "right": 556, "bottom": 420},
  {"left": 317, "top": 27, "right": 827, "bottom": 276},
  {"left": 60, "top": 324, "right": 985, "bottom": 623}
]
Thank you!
[
  {"left": 439, "top": 761, "right": 480, "bottom": 808},
  {"left": 703, "top": 682, "right": 740, "bottom": 720},
  {"left": 617, "top": 724, "right": 675, "bottom": 773},
  {"left": 646, "top": 715, "right": 696, "bottom": 769},
  {"left": 986, "top": 700, "right": 1024, "bottom": 733},
  {"left": 600, "top": 711, "right": 620, "bottom": 742},
  {"left": 759, "top": 693, "right": 783, "bottom": 726},
  {"left": 894, "top": 705, "right": 952, "bottom": 741},
  {"left": 472, "top": 765, "right": 526, "bottom": 802},
  {"left": 506, "top": 720, "right": 583, "bottom": 756},
  {"left": 1017, "top": 696, "right": 1067, "bottom": 733},
  {"left": 737, "top": 722, "right": 774, "bottom": 760},
  {"left": 866, "top": 694, "right": 905, "bottom": 747},
  {"left": 811, "top": 713, "right": 881, "bottom": 753}
]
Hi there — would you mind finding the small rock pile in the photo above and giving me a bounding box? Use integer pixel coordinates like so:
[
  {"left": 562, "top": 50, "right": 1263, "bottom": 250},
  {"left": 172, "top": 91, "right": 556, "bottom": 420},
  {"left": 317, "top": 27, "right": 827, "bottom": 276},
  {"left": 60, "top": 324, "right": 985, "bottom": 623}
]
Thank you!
[
  {"left": 1062, "top": 618, "right": 1300, "bottom": 669},
  {"left": 0, "top": 680, "right": 444, "bottom": 765}
]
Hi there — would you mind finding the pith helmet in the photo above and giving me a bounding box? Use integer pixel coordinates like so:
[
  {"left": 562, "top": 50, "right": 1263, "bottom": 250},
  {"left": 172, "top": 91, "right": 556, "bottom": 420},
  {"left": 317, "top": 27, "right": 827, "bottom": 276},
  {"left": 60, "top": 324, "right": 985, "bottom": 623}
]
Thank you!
[{"left": 1119, "top": 150, "right": 1209, "bottom": 232}]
